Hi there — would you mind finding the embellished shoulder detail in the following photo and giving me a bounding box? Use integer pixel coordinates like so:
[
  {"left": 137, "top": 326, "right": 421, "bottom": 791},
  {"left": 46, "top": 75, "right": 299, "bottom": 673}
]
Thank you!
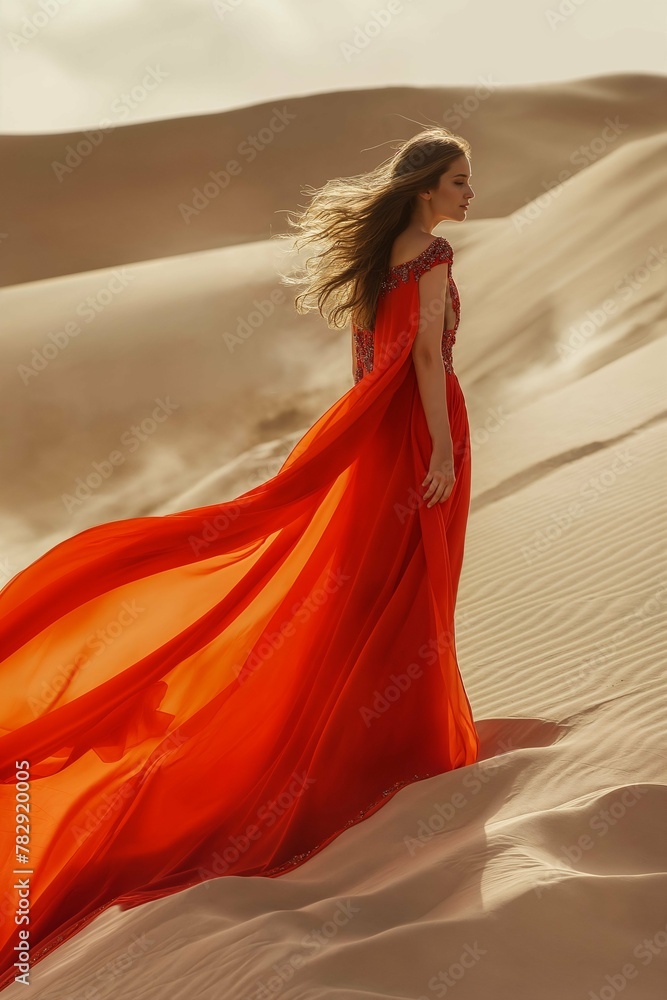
[
  {"left": 353, "top": 235, "right": 460, "bottom": 385},
  {"left": 353, "top": 323, "right": 374, "bottom": 385},
  {"left": 380, "top": 236, "right": 453, "bottom": 294}
]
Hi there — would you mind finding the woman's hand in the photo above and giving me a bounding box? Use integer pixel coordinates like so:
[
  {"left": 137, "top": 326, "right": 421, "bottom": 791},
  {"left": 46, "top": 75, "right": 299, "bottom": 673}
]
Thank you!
[{"left": 422, "top": 447, "right": 455, "bottom": 508}]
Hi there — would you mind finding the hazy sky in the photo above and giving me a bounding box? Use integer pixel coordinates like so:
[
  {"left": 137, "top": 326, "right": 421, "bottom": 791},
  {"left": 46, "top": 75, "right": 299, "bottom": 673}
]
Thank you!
[{"left": 1, "top": 0, "right": 665, "bottom": 132}]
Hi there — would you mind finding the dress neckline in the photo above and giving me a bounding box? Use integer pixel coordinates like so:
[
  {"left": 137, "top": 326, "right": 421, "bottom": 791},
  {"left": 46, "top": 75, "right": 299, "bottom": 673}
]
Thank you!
[{"left": 386, "top": 235, "right": 450, "bottom": 276}]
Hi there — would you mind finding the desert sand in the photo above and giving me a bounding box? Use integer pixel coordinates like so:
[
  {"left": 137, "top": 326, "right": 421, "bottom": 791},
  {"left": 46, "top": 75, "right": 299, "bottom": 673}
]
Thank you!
[{"left": 1, "top": 73, "right": 666, "bottom": 998}]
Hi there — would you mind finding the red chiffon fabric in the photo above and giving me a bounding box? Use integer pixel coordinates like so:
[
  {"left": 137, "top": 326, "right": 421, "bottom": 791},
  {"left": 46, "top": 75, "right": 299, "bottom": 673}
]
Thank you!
[{"left": 0, "top": 235, "right": 480, "bottom": 988}]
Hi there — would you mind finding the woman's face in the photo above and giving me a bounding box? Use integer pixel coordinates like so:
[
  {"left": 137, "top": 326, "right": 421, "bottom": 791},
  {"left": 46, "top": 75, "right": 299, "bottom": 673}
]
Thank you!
[{"left": 427, "top": 155, "right": 474, "bottom": 222}]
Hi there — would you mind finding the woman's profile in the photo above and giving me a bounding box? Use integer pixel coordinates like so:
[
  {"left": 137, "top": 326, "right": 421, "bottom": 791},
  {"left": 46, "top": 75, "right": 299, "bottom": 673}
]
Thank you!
[{"left": 0, "top": 126, "right": 479, "bottom": 986}]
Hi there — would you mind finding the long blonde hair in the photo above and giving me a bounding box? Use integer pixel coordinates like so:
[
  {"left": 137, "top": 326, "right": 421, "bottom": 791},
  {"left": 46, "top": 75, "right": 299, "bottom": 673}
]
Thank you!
[{"left": 276, "top": 126, "right": 471, "bottom": 333}]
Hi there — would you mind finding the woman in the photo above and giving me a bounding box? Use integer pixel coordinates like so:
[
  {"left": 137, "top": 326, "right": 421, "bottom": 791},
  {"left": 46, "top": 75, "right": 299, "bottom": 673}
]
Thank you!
[{"left": 0, "top": 126, "right": 479, "bottom": 987}]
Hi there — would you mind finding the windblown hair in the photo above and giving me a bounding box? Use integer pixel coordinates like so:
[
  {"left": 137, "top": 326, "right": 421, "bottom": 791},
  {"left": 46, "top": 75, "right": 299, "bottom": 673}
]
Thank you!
[{"left": 276, "top": 126, "right": 471, "bottom": 333}]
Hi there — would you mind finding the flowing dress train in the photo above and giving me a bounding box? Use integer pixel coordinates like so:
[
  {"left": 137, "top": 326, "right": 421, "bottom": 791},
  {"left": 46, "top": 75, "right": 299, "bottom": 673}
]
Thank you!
[{"left": 0, "top": 234, "right": 480, "bottom": 987}]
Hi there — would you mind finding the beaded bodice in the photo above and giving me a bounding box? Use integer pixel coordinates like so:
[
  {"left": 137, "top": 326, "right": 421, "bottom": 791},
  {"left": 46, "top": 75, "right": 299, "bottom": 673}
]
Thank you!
[{"left": 353, "top": 236, "right": 459, "bottom": 384}]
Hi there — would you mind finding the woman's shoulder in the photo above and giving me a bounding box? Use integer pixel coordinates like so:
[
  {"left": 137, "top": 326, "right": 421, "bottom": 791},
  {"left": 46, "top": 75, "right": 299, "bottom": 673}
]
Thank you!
[{"left": 388, "top": 233, "right": 451, "bottom": 270}]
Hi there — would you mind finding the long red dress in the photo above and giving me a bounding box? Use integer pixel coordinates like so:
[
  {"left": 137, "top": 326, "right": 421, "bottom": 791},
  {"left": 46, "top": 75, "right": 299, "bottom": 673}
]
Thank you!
[{"left": 0, "top": 234, "right": 479, "bottom": 988}]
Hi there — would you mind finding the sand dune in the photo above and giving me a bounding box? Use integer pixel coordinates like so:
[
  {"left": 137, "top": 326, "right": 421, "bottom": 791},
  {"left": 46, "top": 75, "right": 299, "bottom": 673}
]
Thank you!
[
  {"left": 1, "top": 73, "right": 666, "bottom": 997},
  {"left": 455, "top": 130, "right": 667, "bottom": 409},
  {"left": 1, "top": 73, "right": 666, "bottom": 286},
  {"left": 2, "top": 124, "right": 664, "bottom": 576},
  {"left": 0, "top": 237, "right": 348, "bottom": 578}
]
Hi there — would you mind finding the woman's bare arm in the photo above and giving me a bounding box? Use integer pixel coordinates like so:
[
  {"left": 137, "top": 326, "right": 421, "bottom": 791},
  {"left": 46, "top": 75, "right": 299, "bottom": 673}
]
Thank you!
[{"left": 411, "top": 261, "right": 455, "bottom": 507}]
